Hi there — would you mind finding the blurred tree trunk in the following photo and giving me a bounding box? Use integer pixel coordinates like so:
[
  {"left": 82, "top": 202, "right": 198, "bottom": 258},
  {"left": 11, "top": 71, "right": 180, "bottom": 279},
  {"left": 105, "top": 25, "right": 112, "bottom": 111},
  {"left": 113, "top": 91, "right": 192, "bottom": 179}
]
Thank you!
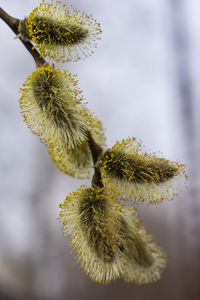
[{"left": 169, "top": 1, "right": 200, "bottom": 299}]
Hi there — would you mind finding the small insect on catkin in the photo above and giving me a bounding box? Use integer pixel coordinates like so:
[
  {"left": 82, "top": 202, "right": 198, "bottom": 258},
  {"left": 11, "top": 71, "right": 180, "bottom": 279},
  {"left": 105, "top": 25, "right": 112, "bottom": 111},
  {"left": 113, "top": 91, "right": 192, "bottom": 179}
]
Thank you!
[
  {"left": 59, "top": 186, "right": 127, "bottom": 284},
  {"left": 101, "top": 138, "right": 187, "bottom": 204},
  {"left": 18, "top": 0, "right": 102, "bottom": 62},
  {"left": 19, "top": 65, "right": 89, "bottom": 151},
  {"left": 48, "top": 110, "right": 106, "bottom": 178}
]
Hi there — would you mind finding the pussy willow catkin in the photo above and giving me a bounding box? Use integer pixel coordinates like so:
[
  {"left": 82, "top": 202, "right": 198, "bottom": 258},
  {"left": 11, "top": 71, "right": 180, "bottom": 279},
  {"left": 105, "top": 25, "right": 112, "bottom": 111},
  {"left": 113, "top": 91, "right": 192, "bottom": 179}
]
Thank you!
[
  {"left": 19, "top": 65, "right": 89, "bottom": 151},
  {"left": 120, "top": 206, "right": 166, "bottom": 284},
  {"left": 19, "top": 0, "right": 101, "bottom": 62},
  {"left": 48, "top": 110, "right": 106, "bottom": 178},
  {"left": 100, "top": 138, "right": 187, "bottom": 204},
  {"left": 59, "top": 186, "right": 126, "bottom": 283},
  {"left": 59, "top": 186, "right": 167, "bottom": 284}
]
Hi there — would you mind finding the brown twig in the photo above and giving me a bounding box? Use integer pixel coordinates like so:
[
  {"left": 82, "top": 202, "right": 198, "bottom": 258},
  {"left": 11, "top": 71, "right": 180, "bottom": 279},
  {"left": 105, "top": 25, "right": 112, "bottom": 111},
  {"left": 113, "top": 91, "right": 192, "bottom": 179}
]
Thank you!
[
  {"left": 0, "top": 7, "right": 46, "bottom": 67},
  {"left": 87, "top": 131, "right": 103, "bottom": 165},
  {"left": 87, "top": 131, "right": 104, "bottom": 188}
]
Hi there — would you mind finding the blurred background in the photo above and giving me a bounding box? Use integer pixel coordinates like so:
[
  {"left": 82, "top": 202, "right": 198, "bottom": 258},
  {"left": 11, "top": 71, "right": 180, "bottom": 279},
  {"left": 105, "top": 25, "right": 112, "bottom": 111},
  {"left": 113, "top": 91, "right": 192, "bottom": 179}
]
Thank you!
[{"left": 0, "top": 0, "right": 199, "bottom": 299}]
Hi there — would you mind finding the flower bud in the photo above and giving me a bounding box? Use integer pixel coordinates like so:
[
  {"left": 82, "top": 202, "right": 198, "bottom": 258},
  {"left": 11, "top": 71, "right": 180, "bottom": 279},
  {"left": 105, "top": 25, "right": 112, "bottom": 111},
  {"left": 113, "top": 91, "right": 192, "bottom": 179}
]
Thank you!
[
  {"left": 48, "top": 110, "right": 106, "bottom": 178},
  {"left": 101, "top": 138, "right": 187, "bottom": 204},
  {"left": 59, "top": 186, "right": 167, "bottom": 284},
  {"left": 19, "top": 65, "right": 89, "bottom": 150},
  {"left": 120, "top": 206, "right": 167, "bottom": 284},
  {"left": 19, "top": 0, "right": 101, "bottom": 62},
  {"left": 59, "top": 186, "right": 126, "bottom": 283}
]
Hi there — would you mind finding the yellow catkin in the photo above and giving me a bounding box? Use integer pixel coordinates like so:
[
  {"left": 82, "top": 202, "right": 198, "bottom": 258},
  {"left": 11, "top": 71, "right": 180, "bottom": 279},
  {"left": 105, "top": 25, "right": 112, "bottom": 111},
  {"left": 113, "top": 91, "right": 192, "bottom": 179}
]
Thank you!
[
  {"left": 59, "top": 186, "right": 167, "bottom": 284},
  {"left": 19, "top": 0, "right": 101, "bottom": 62},
  {"left": 48, "top": 110, "right": 106, "bottom": 178},
  {"left": 120, "top": 205, "right": 167, "bottom": 284},
  {"left": 19, "top": 65, "right": 89, "bottom": 152},
  {"left": 58, "top": 186, "right": 126, "bottom": 283},
  {"left": 101, "top": 138, "right": 187, "bottom": 204}
]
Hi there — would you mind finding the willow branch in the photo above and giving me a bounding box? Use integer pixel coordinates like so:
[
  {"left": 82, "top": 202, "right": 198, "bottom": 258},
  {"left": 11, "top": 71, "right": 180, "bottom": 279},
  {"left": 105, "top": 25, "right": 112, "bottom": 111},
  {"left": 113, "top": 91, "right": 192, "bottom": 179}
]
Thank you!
[
  {"left": 0, "top": 7, "right": 46, "bottom": 67},
  {"left": 87, "top": 131, "right": 104, "bottom": 188},
  {"left": 87, "top": 131, "right": 103, "bottom": 165}
]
